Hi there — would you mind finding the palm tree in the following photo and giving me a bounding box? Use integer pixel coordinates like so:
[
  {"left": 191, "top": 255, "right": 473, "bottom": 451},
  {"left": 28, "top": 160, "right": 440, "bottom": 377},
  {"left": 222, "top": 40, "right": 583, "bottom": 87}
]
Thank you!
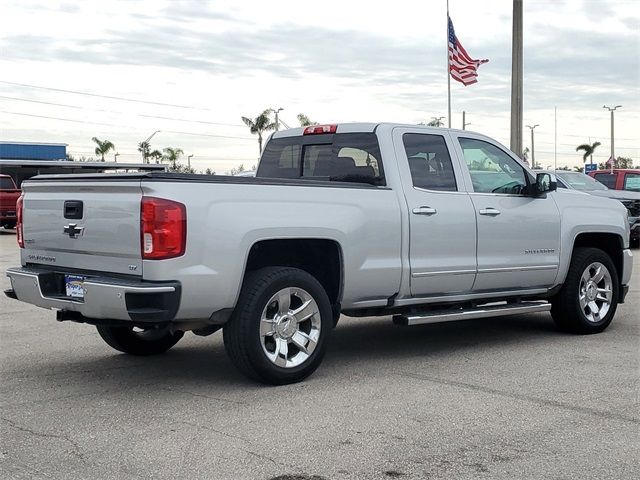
[
  {"left": 297, "top": 113, "right": 318, "bottom": 127},
  {"left": 92, "top": 137, "right": 115, "bottom": 162},
  {"left": 162, "top": 147, "right": 184, "bottom": 169},
  {"left": 242, "top": 110, "right": 276, "bottom": 156},
  {"left": 138, "top": 141, "right": 150, "bottom": 163},
  {"left": 149, "top": 150, "right": 162, "bottom": 164},
  {"left": 576, "top": 141, "right": 601, "bottom": 164}
]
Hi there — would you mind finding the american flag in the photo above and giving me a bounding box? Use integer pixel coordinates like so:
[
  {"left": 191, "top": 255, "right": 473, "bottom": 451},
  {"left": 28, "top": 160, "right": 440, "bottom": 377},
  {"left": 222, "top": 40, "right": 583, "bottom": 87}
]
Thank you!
[{"left": 448, "top": 16, "right": 488, "bottom": 86}]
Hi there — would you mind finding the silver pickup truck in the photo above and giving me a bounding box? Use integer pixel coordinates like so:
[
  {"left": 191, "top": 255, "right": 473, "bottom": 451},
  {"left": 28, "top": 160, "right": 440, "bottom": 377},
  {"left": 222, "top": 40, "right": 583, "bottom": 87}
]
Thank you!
[{"left": 6, "top": 123, "right": 633, "bottom": 384}]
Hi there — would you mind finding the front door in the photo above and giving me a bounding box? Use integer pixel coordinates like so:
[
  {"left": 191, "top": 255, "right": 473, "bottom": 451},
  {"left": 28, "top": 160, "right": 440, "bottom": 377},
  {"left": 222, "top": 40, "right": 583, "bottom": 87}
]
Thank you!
[
  {"left": 393, "top": 128, "right": 477, "bottom": 296},
  {"left": 452, "top": 134, "right": 561, "bottom": 291}
]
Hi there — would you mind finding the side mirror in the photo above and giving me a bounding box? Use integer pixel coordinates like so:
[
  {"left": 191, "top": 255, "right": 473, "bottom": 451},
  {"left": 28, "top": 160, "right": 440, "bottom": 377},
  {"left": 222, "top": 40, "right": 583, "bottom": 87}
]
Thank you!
[{"left": 534, "top": 172, "right": 557, "bottom": 195}]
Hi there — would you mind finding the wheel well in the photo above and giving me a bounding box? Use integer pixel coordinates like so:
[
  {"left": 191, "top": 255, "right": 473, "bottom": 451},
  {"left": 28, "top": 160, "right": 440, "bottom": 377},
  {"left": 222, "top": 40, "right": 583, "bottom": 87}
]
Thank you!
[
  {"left": 245, "top": 239, "right": 343, "bottom": 305},
  {"left": 573, "top": 232, "right": 624, "bottom": 282}
]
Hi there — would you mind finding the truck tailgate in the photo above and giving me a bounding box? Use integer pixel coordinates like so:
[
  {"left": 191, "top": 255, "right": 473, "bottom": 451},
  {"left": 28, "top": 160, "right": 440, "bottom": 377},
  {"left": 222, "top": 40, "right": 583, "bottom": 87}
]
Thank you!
[{"left": 21, "top": 180, "right": 143, "bottom": 276}]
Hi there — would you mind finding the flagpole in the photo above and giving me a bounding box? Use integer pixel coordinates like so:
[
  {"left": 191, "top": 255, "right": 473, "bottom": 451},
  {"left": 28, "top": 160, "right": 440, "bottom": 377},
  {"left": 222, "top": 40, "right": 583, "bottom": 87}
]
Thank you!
[{"left": 447, "top": 0, "right": 452, "bottom": 128}]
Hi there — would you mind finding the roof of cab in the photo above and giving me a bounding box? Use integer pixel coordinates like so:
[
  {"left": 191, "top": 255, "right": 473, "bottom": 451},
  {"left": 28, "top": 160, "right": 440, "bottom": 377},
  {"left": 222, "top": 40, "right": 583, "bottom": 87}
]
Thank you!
[{"left": 270, "top": 122, "right": 480, "bottom": 139}]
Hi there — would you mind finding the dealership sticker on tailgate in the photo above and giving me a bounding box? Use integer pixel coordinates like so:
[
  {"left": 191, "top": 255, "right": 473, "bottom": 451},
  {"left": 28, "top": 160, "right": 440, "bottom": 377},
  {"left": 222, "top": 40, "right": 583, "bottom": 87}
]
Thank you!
[{"left": 65, "top": 275, "right": 85, "bottom": 299}]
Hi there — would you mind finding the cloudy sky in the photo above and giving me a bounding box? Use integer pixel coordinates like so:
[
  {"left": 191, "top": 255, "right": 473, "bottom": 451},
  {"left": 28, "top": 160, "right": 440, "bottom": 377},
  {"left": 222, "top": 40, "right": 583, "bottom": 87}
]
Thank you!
[{"left": 1, "top": 0, "right": 638, "bottom": 172}]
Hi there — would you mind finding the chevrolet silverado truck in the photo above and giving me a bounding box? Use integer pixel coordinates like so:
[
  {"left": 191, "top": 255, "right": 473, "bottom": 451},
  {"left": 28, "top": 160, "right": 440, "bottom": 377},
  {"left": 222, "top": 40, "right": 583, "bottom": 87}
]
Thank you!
[
  {"left": 0, "top": 174, "right": 20, "bottom": 230},
  {"left": 5, "top": 124, "right": 634, "bottom": 384}
]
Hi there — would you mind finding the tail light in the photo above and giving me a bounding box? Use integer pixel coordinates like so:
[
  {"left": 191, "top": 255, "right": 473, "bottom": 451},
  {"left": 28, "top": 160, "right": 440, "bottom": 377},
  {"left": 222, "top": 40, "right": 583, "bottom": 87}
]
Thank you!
[
  {"left": 16, "top": 194, "right": 24, "bottom": 248},
  {"left": 141, "top": 197, "right": 186, "bottom": 260},
  {"left": 303, "top": 124, "right": 337, "bottom": 135}
]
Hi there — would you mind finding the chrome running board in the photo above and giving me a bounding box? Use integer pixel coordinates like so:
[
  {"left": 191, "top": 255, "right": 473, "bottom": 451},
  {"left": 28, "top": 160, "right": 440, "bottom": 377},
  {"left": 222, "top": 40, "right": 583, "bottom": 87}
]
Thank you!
[{"left": 393, "top": 301, "right": 551, "bottom": 326}]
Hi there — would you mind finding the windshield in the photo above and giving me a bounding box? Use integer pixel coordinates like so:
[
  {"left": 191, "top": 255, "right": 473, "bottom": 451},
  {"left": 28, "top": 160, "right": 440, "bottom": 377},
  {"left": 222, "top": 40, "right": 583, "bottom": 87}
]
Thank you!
[{"left": 555, "top": 171, "right": 608, "bottom": 191}]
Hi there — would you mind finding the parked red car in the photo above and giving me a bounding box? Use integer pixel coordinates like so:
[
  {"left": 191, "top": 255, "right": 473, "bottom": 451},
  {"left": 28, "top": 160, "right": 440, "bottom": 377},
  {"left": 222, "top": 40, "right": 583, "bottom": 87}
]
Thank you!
[
  {"left": 588, "top": 169, "right": 640, "bottom": 192},
  {"left": 0, "top": 174, "right": 21, "bottom": 230}
]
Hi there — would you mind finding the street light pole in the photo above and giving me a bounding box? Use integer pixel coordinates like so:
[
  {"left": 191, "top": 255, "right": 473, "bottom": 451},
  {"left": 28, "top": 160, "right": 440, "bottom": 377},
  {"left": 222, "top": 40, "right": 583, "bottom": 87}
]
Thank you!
[
  {"left": 462, "top": 111, "right": 471, "bottom": 130},
  {"left": 141, "top": 130, "right": 161, "bottom": 164},
  {"left": 510, "top": 0, "right": 523, "bottom": 158},
  {"left": 603, "top": 105, "right": 621, "bottom": 174},
  {"left": 269, "top": 108, "right": 284, "bottom": 131},
  {"left": 114, "top": 153, "right": 120, "bottom": 163},
  {"left": 187, "top": 154, "right": 193, "bottom": 169},
  {"left": 526, "top": 124, "right": 539, "bottom": 167}
]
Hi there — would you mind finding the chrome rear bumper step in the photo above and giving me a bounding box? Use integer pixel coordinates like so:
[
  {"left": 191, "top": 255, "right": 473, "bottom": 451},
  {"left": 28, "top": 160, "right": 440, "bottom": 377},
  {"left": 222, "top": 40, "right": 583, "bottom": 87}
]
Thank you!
[{"left": 393, "top": 301, "right": 551, "bottom": 326}]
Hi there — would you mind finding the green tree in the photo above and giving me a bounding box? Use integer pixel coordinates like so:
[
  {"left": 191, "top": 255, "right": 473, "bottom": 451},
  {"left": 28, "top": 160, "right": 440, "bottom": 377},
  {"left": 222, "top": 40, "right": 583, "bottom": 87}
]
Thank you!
[
  {"left": 229, "top": 164, "right": 246, "bottom": 176},
  {"left": 162, "top": 147, "right": 184, "bottom": 169},
  {"left": 138, "top": 141, "right": 150, "bottom": 163},
  {"left": 242, "top": 110, "right": 276, "bottom": 156},
  {"left": 426, "top": 118, "right": 444, "bottom": 127},
  {"left": 168, "top": 162, "right": 195, "bottom": 173},
  {"left": 576, "top": 141, "right": 601, "bottom": 164},
  {"left": 598, "top": 156, "right": 634, "bottom": 170},
  {"left": 297, "top": 113, "right": 318, "bottom": 127},
  {"left": 92, "top": 137, "right": 115, "bottom": 162},
  {"left": 204, "top": 168, "right": 215, "bottom": 175},
  {"left": 149, "top": 150, "right": 162, "bottom": 164}
]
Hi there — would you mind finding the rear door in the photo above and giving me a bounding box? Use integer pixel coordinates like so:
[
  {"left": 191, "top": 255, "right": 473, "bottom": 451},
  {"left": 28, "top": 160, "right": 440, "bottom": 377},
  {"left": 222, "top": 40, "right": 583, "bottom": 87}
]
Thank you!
[
  {"left": 451, "top": 133, "right": 561, "bottom": 291},
  {"left": 22, "top": 179, "right": 143, "bottom": 276},
  {"left": 393, "top": 127, "right": 477, "bottom": 296}
]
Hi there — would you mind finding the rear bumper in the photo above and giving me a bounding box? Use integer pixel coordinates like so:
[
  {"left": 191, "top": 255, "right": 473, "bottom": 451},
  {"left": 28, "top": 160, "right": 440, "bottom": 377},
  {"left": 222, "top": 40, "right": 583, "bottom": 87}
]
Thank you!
[{"left": 5, "top": 266, "right": 181, "bottom": 324}]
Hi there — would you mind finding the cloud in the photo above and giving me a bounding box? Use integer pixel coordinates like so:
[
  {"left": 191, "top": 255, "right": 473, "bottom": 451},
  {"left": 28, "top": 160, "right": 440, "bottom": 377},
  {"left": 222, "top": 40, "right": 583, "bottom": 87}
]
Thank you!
[{"left": 0, "top": 2, "right": 637, "bottom": 117}]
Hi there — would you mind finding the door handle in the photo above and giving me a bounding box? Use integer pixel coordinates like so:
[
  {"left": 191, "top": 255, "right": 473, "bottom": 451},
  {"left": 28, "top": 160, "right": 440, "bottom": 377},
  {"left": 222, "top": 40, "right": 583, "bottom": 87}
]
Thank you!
[
  {"left": 412, "top": 206, "right": 437, "bottom": 215},
  {"left": 479, "top": 207, "right": 501, "bottom": 216}
]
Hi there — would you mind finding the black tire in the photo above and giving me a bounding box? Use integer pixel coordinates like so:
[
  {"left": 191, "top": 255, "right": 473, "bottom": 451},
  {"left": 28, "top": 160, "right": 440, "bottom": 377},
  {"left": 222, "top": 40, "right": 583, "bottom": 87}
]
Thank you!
[
  {"left": 551, "top": 247, "right": 619, "bottom": 334},
  {"left": 223, "top": 267, "right": 333, "bottom": 385},
  {"left": 96, "top": 324, "right": 183, "bottom": 355}
]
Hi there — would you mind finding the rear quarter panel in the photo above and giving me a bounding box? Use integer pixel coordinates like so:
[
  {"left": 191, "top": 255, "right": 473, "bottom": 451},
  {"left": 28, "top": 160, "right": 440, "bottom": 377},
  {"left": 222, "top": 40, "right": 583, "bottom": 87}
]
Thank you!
[{"left": 140, "top": 180, "right": 403, "bottom": 320}]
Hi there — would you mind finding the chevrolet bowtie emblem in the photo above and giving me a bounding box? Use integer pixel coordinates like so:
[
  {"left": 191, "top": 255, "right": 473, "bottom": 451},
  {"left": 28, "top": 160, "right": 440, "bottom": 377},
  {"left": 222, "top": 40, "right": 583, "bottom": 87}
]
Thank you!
[{"left": 63, "top": 223, "right": 84, "bottom": 239}]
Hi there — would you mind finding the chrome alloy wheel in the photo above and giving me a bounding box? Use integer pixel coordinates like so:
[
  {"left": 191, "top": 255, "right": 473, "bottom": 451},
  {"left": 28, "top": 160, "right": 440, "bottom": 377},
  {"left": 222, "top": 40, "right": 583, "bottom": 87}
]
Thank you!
[
  {"left": 579, "top": 262, "right": 613, "bottom": 323},
  {"left": 259, "top": 287, "right": 321, "bottom": 368}
]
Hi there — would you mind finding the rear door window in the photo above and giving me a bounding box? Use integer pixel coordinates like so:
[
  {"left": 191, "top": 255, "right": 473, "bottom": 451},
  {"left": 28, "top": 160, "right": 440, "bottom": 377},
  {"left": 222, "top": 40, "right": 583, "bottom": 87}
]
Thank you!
[
  {"left": 257, "top": 133, "right": 385, "bottom": 186},
  {"left": 623, "top": 173, "right": 640, "bottom": 192},
  {"left": 593, "top": 173, "right": 617, "bottom": 188},
  {"left": 402, "top": 133, "right": 457, "bottom": 191},
  {"left": 0, "top": 177, "right": 16, "bottom": 189}
]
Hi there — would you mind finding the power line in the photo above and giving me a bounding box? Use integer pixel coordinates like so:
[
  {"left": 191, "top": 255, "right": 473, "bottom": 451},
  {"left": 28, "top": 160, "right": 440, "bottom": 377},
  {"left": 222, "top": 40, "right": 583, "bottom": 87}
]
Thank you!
[
  {"left": 1, "top": 110, "right": 115, "bottom": 127},
  {"left": 0, "top": 94, "right": 245, "bottom": 127},
  {"left": 0, "top": 110, "right": 255, "bottom": 141},
  {"left": 0, "top": 80, "right": 202, "bottom": 110}
]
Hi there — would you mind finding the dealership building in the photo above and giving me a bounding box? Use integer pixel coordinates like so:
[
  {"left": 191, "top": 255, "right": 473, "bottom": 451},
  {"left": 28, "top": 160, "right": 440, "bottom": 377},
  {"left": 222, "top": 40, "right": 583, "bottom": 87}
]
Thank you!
[{"left": 0, "top": 141, "right": 165, "bottom": 186}]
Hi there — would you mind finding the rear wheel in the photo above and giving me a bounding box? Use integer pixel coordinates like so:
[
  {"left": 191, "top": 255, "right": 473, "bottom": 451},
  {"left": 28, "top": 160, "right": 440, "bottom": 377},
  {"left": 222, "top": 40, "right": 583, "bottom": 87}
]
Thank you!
[
  {"left": 96, "top": 324, "right": 183, "bottom": 355},
  {"left": 551, "top": 247, "right": 619, "bottom": 334},
  {"left": 223, "top": 267, "right": 332, "bottom": 385}
]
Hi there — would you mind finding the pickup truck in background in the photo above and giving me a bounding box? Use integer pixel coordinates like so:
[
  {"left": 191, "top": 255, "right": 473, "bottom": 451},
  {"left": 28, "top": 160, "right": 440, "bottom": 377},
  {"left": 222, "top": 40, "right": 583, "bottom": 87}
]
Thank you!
[
  {"left": 0, "top": 174, "right": 20, "bottom": 230},
  {"left": 545, "top": 170, "right": 640, "bottom": 247},
  {"left": 5, "top": 124, "right": 634, "bottom": 384},
  {"left": 588, "top": 168, "right": 640, "bottom": 192}
]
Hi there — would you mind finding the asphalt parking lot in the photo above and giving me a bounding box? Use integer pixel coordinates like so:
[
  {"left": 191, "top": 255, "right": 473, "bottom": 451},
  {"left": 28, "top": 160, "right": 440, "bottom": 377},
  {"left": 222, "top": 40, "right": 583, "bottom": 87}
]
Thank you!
[{"left": 0, "top": 230, "right": 638, "bottom": 480}]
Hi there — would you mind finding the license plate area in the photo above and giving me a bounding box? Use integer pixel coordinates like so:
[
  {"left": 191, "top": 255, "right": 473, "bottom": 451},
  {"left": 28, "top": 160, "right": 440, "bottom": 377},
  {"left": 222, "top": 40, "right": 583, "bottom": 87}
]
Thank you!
[{"left": 64, "top": 275, "right": 86, "bottom": 299}]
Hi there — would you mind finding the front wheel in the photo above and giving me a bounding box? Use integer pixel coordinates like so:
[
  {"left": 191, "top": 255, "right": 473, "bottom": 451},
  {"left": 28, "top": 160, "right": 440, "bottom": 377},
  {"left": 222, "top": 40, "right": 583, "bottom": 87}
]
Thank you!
[
  {"left": 223, "top": 267, "right": 333, "bottom": 385},
  {"left": 96, "top": 324, "right": 183, "bottom": 355},
  {"left": 551, "top": 247, "right": 619, "bottom": 334}
]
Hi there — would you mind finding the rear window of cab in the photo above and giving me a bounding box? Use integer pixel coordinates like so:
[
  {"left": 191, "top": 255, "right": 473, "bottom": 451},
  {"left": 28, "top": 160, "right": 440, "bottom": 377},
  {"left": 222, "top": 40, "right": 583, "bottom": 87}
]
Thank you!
[{"left": 257, "top": 133, "right": 385, "bottom": 186}]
